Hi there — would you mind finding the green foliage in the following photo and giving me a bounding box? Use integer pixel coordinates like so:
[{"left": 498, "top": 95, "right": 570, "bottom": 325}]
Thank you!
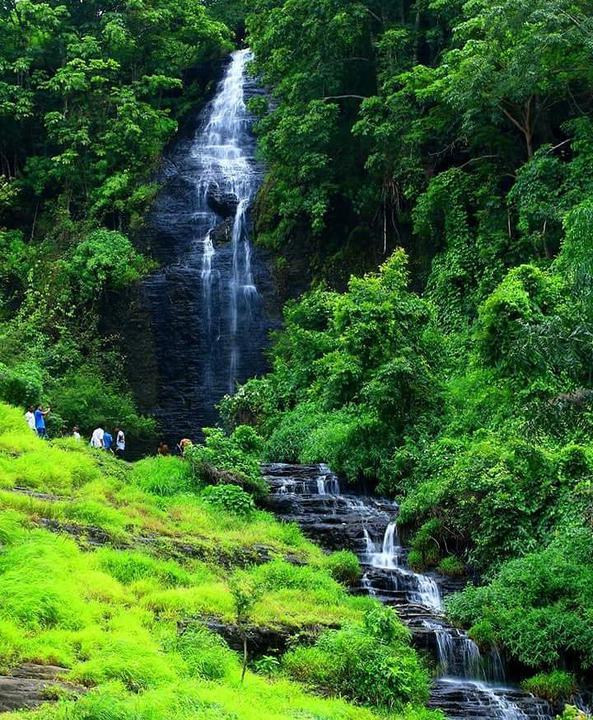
[
  {"left": 49, "top": 367, "right": 156, "bottom": 439},
  {"left": 68, "top": 229, "right": 152, "bottom": 301},
  {"left": 283, "top": 608, "right": 428, "bottom": 710},
  {"left": 447, "top": 528, "right": 593, "bottom": 669},
  {"left": 323, "top": 550, "right": 361, "bottom": 586},
  {"left": 556, "top": 707, "right": 591, "bottom": 720},
  {"left": 186, "top": 426, "right": 266, "bottom": 499},
  {"left": 171, "top": 625, "right": 235, "bottom": 680},
  {"left": 96, "top": 549, "right": 191, "bottom": 587},
  {"left": 0, "top": 0, "right": 231, "bottom": 441},
  {"left": 522, "top": 671, "right": 577, "bottom": 703},
  {"left": 0, "top": 400, "right": 428, "bottom": 720},
  {"left": 234, "top": 252, "right": 442, "bottom": 486},
  {"left": 437, "top": 556, "right": 465, "bottom": 578},
  {"left": 130, "top": 456, "right": 193, "bottom": 497},
  {"left": 0, "top": 362, "right": 43, "bottom": 407},
  {"left": 202, "top": 484, "right": 255, "bottom": 517}
]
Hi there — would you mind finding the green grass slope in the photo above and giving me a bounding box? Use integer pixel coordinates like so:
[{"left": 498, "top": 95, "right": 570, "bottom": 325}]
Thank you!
[{"left": 0, "top": 403, "right": 439, "bottom": 720}]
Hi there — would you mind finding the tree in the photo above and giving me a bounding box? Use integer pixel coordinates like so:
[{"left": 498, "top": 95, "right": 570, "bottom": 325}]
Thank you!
[{"left": 229, "top": 570, "right": 262, "bottom": 684}]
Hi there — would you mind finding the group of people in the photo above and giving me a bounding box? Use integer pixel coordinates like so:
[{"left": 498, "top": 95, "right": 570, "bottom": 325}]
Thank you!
[
  {"left": 89, "top": 426, "right": 126, "bottom": 457},
  {"left": 24, "top": 405, "right": 125, "bottom": 457},
  {"left": 157, "top": 438, "right": 193, "bottom": 456},
  {"left": 24, "top": 405, "right": 51, "bottom": 438}
]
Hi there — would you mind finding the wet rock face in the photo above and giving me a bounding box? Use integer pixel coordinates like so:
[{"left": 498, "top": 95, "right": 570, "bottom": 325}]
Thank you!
[
  {"left": 125, "top": 50, "right": 281, "bottom": 443},
  {"left": 261, "top": 463, "right": 395, "bottom": 553},
  {"left": 206, "top": 185, "right": 239, "bottom": 217},
  {"left": 429, "top": 678, "right": 552, "bottom": 720}
]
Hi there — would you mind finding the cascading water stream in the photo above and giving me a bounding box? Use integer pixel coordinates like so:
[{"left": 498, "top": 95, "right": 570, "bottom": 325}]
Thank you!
[
  {"left": 262, "top": 463, "right": 553, "bottom": 720},
  {"left": 132, "top": 49, "right": 273, "bottom": 440}
]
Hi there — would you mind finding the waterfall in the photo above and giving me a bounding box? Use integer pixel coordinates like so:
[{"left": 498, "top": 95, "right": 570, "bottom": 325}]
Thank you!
[
  {"left": 134, "top": 48, "right": 271, "bottom": 439},
  {"left": 316, "top": 464, "right": 340, "bottom": 496},
  {"left": 195, "top": 49, "right": 261, "bottom": 393},
  {"left": 368, "top": 522, "right": 442, "bottom": 610},
  {"left": 264, "top": 464, "right": 553, "bottom": 720}
]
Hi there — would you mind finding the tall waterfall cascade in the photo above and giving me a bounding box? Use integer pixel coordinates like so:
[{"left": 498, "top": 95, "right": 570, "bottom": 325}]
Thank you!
[
  {"left": 133, "top": 49, "right": 272, "bottom": 440},
  {"left": 263, "top": 463, "right": 553, "bottom": 720}
]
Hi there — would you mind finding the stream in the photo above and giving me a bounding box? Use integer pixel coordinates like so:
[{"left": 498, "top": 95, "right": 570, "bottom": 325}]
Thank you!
[{"left": 263, "top": 463, "right": 553, "bottom": 720}]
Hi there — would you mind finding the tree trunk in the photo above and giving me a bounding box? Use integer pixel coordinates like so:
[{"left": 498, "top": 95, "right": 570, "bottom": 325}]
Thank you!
[{"left": 240, "top": 632, "right": 248, "bottom": 684}]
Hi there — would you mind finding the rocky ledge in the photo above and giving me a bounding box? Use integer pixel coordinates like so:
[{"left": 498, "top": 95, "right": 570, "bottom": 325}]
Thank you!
[{"left": 0, "top": 664, "right": 83, "bottom": 712}]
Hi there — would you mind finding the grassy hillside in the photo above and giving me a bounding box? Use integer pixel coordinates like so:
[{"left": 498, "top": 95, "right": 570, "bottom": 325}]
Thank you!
[{"left": 0, "top": 403, "right": 439, "bottom": 720}]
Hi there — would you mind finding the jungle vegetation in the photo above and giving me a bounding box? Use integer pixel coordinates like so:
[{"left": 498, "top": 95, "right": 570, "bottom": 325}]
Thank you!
[
  {"left": 218, "top": 0, "right": 593, "bottom": 696},
  {"left": 1, "top": 0, "right": 593, "bottom": 712}
]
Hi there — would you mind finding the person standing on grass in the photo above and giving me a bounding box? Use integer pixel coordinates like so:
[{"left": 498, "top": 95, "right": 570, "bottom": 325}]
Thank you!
[
  {"left": 72, "top": 426, "right": 81, "bottom": 441},
  {"left": 90, "top": 426, "right": 104, "bottom": 448},
  {"left": 157, "top": 441, "right": 170, "bottom": 456},
  {"left": 114, "top": 427, "right": 125, "bottom": 458},
  {"left": 24, "top": 406, "right": 35, "bottom": 431},
  {"left": 34, "top": 405, "right": 50, "bottom": 438},
  {"left": 103, "top": 429, "right": 113, "bottom": 452}
]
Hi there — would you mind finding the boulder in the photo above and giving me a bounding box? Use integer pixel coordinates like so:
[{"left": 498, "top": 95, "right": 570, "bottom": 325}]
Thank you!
[{"left": 206, "top": 184, "right": 238, "bottom": 218}]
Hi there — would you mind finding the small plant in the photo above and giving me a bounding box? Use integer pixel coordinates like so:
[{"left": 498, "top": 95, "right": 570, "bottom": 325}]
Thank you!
[
  {"left": 229, "top": 570, "right": 262, "bottom": 684},
  {"left": 438, "top": 555, "right": 465, "bottom": 577},
  {"left": 254, "top": 654, "right": 281, "bottom": 676},
  {"left": 522, "top": 670, "right": 577, "bottom": 702},
  {"left": 324, "top": 550, "right": 361, "bottom": 586},
  {"left": 467, "top": 619, "right": 496, "bottom": 650},
  {"left": 555, "top": 706, "right": 590, "bottom": 720},
  {"left": 202, "top": 484, "right": 255, "bottom": 517}
]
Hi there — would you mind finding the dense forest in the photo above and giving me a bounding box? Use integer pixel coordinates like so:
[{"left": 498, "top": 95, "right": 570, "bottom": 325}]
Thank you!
[{"left": 0, "top": 0, "right": 592, "bottom": 719}]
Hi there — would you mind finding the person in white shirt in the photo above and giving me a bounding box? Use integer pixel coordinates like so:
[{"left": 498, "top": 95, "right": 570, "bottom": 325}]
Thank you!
[
  {"left": 72, "top": 426, "right": 81, "bottom": 441},
  {"left": 90, "top": 427, "right": 104, "bottom": 448},
  {"left": 114, "top": 427, "right": 125, "bottom": 458},
  {"left": 24, "top": 406, "right": 36, "bottom": 431}
]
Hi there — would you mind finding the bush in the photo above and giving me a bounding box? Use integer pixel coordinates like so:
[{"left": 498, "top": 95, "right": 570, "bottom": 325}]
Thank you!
[
  {"left": 283, "top": 608, "right": 429, "bottom": 710},
  {"left": 49, "top": 367, "right": 156, "bottom": 440},
  {"left": 522, "top": 671, "right": 577, "bottom": 702},
  {"left": 186, "top": 426, "right": 266, "bottom": 499},
  {"left": 0, "top": 362, "right": 43, "bottom": 407},
  {"left": 409, "top": 519, "right": 442, "bottom": 569},
  {"left": 438, "top": 555, "right": 465, "bottom": 577},
  {"left": 201, "top": 484, "right": 255, "bottom": 517},
  {"left": 323, "top": 550, "right": 361, "bottom": 586},
  {"left": 447, "top": 528, "right": 593, "bottom": 670}
]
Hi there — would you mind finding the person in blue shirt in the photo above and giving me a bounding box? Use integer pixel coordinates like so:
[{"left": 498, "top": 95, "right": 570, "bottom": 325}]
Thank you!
[
  {"left": 34, "top": 405, "right": 50, "bottom": 438},
  {"left": 103, "top": 430, "right": 113, "bottom": 452}
]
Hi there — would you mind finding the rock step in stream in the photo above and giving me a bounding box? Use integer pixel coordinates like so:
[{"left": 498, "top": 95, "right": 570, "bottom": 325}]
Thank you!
[{"left": 262, "top": 463, "right": 552, "bottom": 720}]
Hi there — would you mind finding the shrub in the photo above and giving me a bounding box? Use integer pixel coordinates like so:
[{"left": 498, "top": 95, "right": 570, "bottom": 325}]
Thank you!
[
  {"left": 283, "top": 609, "right": 429, "bottom": 710},
  {"left": 447, "top": 528, "right": 593, "bottom": 670},
  {"left": 323, "top": 550, "right": 361, "bottom": 586},
  {"left": 438, "top": 555, "right": 465, "bottom": 577},
  {"left": 556, "top": 707, "right": 590, "bottom": 720},
  {"left": 410, "top": 519, "right": 442, "bottom": 569},
  {"left": 201, "top": 484, "right": 255, "bottom": 517},
  {"left": 186, "top": 426, "right": 266, "bottom": 499},
  {"left": 0, "top": 362, "right": 43, "bottom": 407},
  {"left": 522, "top": 670, "right": 577, "bottom": 702},
  {"left": 49, "top": 367, "right": 156, "bottom": 440}
]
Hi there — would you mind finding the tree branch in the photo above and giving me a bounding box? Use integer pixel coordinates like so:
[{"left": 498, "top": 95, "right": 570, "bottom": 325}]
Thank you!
[{"left": 322, "top": 94, "right": 366, "bottom": 102}]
